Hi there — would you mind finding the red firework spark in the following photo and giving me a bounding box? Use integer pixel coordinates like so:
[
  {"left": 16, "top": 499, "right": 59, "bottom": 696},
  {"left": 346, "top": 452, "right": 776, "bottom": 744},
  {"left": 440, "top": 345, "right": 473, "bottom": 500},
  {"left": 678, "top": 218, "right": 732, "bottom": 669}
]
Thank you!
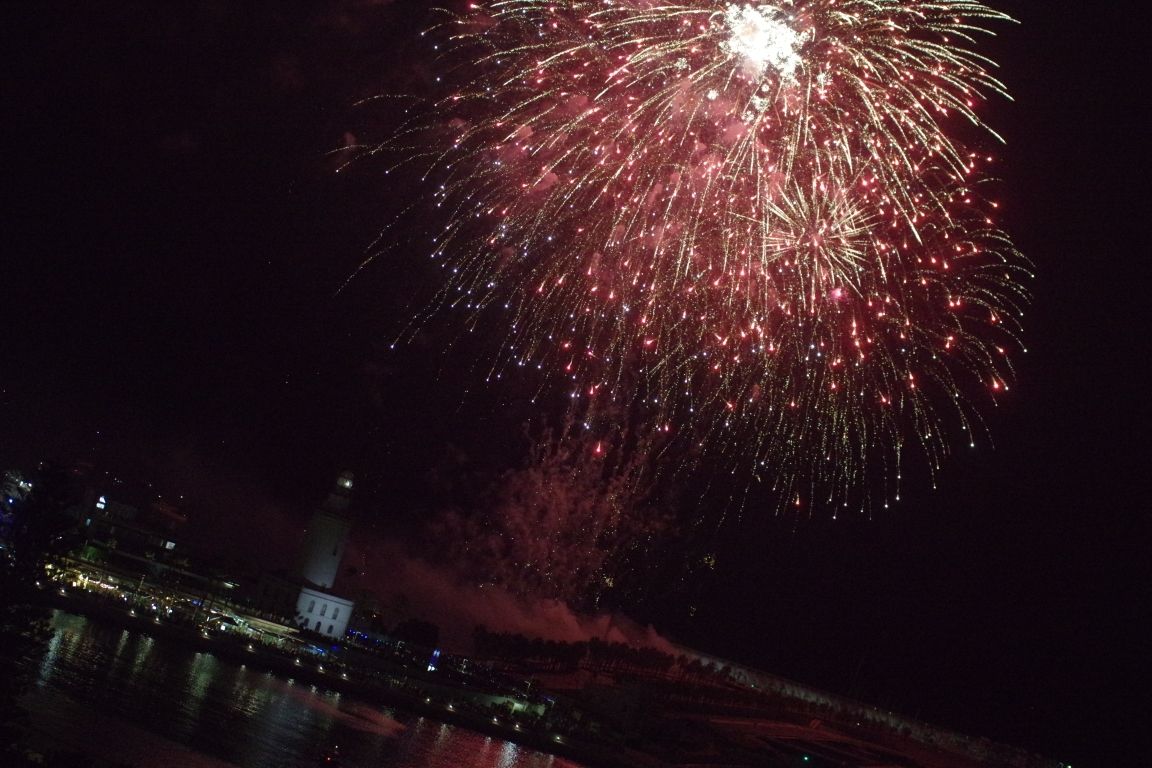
[{"left": 380, "top": 1, "right": 1030, "bottom": 510}]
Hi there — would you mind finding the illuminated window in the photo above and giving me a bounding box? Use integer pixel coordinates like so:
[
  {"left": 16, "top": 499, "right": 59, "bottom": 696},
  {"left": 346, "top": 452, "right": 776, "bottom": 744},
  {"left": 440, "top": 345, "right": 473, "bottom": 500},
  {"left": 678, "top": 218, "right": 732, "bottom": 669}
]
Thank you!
[{"left": 96, "top": 496, "right": 107, "bottom": 510}]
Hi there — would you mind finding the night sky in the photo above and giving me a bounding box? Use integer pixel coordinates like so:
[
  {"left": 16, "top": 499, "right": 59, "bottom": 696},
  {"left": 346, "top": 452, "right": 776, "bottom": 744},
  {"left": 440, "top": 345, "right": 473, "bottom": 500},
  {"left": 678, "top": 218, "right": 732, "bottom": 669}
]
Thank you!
[{"left": 3, "top": 2, "right": 1150, "bottom": 765}]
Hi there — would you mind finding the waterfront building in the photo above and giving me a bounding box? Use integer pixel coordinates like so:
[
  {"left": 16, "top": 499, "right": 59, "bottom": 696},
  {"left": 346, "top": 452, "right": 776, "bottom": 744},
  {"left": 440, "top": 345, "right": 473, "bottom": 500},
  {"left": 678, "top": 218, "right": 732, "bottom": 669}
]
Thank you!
[
  {"left": 253, "top": 471, "right": 356, "bottom": 640},
  {"left": 62, "top": 464, "right": 188, "bottom": 570}
]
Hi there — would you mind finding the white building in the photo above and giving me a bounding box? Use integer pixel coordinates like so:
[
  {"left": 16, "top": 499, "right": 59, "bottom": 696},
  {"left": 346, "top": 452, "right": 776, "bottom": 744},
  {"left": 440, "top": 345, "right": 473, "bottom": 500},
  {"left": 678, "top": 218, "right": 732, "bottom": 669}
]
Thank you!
[
  {"left": 251, "top": 471, "right": 358, "bottom": 640},
  {"left": 291, "top": 470, "right": 357, "bottom": 640},
  {"left": 296, "top": 586, "right": 354, "bottom": 638}
]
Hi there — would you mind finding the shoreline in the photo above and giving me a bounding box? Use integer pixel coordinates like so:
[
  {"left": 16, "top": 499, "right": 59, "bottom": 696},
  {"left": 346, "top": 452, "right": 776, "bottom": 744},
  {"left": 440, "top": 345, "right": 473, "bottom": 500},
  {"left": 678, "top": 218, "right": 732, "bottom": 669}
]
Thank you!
[{"left": 34, "top": 593, "right": 646, "bottom": 768}]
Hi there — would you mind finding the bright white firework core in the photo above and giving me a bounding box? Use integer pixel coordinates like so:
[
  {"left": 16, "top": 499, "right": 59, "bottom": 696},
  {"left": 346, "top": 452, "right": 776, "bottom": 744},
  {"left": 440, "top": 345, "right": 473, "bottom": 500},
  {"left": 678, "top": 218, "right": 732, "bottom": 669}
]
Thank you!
[{"left": 722, "top": 4, "right": 805, "bottom": 80}]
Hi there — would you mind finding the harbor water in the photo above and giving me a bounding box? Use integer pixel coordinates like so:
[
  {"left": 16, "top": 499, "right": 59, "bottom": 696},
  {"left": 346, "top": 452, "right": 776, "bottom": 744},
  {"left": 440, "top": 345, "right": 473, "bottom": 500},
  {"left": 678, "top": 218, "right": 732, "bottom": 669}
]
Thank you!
[{"left": 21, "top": 611, "right": 586, "bottom": 768}]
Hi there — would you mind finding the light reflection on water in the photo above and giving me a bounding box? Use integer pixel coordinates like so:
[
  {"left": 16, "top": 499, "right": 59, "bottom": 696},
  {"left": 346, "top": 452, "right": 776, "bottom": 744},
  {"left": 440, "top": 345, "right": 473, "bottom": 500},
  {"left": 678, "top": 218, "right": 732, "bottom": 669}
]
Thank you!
[{"left": 24, "top": 611, "right": 584, "bottom": 768}]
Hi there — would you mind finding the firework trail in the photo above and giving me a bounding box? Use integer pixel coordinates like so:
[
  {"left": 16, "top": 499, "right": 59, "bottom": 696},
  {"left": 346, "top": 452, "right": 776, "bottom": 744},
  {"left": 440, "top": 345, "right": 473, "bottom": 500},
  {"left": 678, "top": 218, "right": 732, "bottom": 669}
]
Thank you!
[{"left": 378, "top": 0, "right": 1030, "bottom": 511}]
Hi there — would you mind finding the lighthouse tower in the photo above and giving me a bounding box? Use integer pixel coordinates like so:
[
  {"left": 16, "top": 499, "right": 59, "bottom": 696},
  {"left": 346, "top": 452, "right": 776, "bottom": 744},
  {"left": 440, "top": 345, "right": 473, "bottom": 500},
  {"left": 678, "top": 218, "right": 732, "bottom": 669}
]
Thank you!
[
  {"left": 293, "top": 471, "right": 356, "bottom": 639},
  {"left": 297, "top": 470, "right": 354, "bottom": 589}
]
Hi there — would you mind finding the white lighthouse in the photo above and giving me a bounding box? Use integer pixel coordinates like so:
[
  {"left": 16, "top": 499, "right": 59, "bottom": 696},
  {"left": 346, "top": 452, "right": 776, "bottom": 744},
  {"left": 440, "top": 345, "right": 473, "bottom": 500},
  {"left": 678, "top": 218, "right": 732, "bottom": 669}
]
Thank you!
[
  {"left": 293, "top": 471, "right": 356, "bottom": 639},
  {"left": 297, "top": 470, "right": 354, "bottom": 589}
]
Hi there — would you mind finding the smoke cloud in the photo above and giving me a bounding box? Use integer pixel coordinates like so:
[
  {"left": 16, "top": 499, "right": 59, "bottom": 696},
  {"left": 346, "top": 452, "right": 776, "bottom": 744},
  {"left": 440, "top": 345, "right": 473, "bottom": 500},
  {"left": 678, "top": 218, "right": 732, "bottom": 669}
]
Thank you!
[{"left": 344, "top": 538, "right": 676, "bottom": 655}]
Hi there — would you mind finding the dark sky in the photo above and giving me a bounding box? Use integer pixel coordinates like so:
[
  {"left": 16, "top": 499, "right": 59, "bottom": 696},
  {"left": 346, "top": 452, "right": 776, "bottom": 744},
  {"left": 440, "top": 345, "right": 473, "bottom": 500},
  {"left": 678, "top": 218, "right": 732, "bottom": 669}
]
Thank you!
[{"left": 2, "top": 1, "right": 1150, "bottom": 765}]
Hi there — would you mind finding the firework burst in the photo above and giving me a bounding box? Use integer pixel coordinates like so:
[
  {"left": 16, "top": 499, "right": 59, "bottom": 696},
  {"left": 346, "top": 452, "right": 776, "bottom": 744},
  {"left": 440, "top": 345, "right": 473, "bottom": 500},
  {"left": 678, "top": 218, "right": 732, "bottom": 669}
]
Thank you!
[{"left": 378, "top": 0, "right": 1030, "bottom": 511}]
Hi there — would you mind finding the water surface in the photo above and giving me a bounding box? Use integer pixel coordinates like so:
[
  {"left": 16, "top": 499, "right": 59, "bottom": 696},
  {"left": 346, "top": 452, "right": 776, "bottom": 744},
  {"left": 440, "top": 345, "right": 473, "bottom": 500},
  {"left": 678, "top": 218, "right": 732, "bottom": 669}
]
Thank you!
[{"left": 23, "top": 611, "right": 584, "bottom": 768}]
